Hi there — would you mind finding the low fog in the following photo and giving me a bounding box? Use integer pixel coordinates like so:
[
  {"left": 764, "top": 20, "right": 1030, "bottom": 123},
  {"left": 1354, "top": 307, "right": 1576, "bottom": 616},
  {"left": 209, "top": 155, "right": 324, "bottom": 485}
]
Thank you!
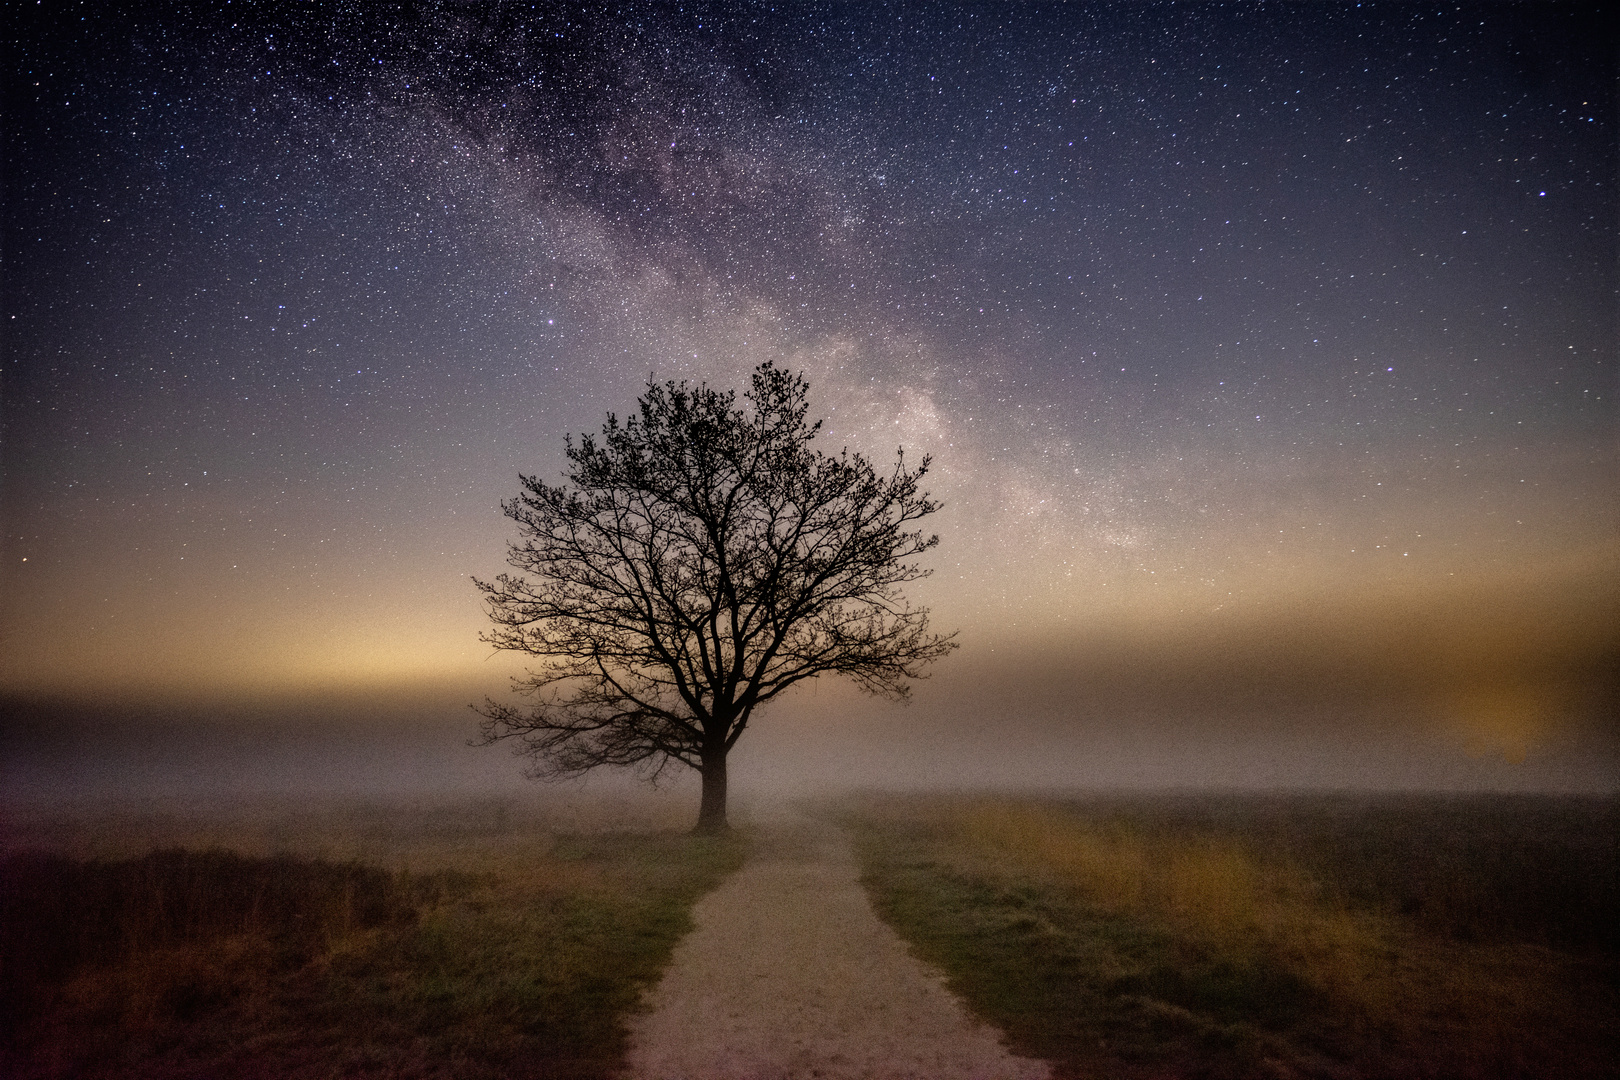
[{"left": 8, "top": 574, "right": 1614, "bottom": 806}]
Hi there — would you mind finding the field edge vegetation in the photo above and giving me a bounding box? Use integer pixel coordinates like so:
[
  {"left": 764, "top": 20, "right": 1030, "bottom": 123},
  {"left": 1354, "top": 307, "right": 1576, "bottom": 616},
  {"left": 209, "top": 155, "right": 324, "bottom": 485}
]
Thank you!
[
  {"left": 841, "top": 793, "right": 1618, "bottom": 1080},
  {"left": 2, "top": 822, "right": 748, "bottom": 1080}
]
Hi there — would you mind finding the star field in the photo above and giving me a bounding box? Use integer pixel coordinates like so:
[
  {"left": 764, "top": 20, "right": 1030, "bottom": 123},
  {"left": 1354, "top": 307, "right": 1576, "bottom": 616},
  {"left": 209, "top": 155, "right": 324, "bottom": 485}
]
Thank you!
[{"left": 3, "top": 2, "right": 1614, "bottom": 780}]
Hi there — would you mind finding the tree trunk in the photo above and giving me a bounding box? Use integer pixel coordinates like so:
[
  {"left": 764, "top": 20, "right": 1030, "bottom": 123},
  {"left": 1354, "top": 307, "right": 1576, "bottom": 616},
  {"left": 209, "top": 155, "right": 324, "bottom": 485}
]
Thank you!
[{"left": 694, "top": 752, "right": 729, "bottom": 835}]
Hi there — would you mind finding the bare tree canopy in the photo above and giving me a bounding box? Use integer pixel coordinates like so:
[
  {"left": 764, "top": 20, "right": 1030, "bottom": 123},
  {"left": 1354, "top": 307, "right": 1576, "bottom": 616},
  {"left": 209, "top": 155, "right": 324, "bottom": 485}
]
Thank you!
[{"left": 475, "top": 362, "right": 956, "bottom": 832}]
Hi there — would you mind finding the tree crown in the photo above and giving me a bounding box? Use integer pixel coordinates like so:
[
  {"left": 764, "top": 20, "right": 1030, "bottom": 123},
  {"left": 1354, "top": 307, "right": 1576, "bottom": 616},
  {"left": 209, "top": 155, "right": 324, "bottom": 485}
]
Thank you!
[{"left": 475, "top": 362, "right": 955, "bottom": 780}]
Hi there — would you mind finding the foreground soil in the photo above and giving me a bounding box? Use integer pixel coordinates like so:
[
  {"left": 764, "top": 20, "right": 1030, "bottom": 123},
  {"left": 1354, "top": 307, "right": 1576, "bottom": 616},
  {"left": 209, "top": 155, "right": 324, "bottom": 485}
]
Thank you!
[{"left": 624, "top": 812, "right": 1050, "bottom": 1080}]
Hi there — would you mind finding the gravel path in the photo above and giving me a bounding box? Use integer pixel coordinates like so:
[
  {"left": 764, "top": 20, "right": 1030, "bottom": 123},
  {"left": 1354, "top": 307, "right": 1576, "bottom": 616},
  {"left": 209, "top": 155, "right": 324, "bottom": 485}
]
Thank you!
[{"left": 622, "top": 813, "right": 1051, "bottom": 1080}]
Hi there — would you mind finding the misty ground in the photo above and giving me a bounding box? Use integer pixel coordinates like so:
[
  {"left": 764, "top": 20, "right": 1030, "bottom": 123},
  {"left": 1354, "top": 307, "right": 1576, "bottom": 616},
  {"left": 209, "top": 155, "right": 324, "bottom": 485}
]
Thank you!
[{"left": 3, "top": 788, "right": 1617, "bottom": 1079}]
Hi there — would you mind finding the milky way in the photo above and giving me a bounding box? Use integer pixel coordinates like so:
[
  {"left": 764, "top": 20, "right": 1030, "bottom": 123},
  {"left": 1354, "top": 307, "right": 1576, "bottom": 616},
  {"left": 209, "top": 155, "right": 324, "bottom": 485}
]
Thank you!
[{"left": 4, "top": 3, "right": 1614, "bottom": 792}]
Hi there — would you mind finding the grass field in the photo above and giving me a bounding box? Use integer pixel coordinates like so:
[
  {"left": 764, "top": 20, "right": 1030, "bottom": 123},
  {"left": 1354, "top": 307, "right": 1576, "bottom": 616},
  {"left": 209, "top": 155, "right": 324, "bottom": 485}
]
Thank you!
[
  {"left": 1, "top": 794, "right": 746, "bottom": 1080},
  {"left": 843, "top": 792, "right": 1619, "bottom": 1080},
  {"left": 8, "top": 790, "right": 1616, "bottom": 1078}
]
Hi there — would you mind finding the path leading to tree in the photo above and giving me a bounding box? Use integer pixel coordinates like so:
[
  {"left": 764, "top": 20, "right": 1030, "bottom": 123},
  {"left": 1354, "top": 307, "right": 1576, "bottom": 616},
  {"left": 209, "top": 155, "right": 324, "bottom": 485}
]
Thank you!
[{"left": 622, "top": 811, "right": 1051, "bottom": 1080}]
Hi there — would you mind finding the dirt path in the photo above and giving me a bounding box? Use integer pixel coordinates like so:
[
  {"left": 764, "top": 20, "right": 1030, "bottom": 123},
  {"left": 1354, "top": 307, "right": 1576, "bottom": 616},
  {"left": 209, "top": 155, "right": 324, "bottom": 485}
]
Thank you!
[{"left": 623, "top": 813, "right": 1050, "bottom": 1080}]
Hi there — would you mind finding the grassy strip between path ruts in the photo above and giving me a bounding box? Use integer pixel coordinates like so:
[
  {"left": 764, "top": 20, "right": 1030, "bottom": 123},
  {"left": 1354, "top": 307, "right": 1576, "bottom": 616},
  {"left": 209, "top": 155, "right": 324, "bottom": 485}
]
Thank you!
[
  {"left": 3, "top": 830, "right": 747, "bottom": 1080},
  {"left": 843, "top": 794, "right": 1619, "bottom": 1080}
]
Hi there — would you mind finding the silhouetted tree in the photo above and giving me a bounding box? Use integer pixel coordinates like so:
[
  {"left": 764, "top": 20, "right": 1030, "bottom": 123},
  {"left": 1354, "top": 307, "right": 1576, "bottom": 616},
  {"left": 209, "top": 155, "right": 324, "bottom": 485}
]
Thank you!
[{"left": 475, "top": 362, "right": 955, "bottom": 833}]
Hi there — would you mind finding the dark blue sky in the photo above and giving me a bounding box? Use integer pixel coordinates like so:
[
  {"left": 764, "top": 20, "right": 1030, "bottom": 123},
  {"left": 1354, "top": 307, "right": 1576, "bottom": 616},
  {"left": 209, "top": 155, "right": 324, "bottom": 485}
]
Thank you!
[{"left": 4, "top": 2, "right": 1614, "bottom": 790}]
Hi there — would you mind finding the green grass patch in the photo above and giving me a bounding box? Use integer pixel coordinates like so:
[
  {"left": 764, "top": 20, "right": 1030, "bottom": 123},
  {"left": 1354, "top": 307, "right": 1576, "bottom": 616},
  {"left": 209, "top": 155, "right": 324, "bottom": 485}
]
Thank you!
[
  {"left": 3, "top": 814, "right": 746, "bottom": 1079},
  {"left": 844, "top": 794, "right": 1619, "bottom": 1080}
]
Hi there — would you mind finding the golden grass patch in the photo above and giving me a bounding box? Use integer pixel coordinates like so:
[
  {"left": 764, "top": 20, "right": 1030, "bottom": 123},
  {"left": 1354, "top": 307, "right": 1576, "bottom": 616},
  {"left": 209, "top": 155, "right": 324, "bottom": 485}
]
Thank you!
[{"left": 848, "top": 793, "right": 1619, "bottom": 1078}]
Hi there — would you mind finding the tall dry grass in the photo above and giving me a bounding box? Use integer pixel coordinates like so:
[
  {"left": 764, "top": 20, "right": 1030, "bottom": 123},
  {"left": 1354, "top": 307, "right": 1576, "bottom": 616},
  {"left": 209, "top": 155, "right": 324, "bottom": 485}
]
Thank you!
[
  {"left": 849, "top": 794, "right": 1619, "bottom": 1078},
  {"left": 1, "top": 795, "right": 747, "bottom": 1079},
  {"left": 955, "top": 800, "right": 1400, "bottom": 1015},
  {"left": 961, "top": 803, "right": 1285, "bottom": 931},
  {"left": 0, "top": 848, "right": 448, "bottom": 1035}
]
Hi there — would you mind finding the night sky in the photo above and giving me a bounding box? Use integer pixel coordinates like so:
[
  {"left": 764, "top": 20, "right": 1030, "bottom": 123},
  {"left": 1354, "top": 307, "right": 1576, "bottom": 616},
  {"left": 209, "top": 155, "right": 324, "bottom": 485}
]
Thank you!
[{"left": 4, "top": 2, "right": 1615, "bottom": 797}]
